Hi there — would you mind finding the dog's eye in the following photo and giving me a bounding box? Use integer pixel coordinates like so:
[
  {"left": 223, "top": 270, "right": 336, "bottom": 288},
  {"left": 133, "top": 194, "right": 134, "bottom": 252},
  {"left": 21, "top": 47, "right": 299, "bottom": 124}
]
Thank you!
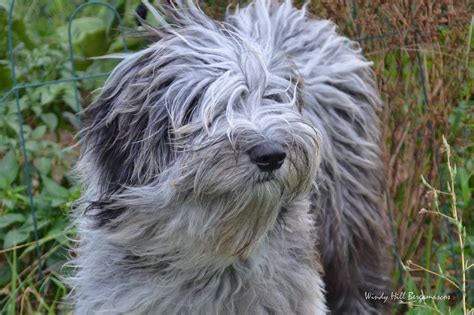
[
  {"left": 182, "top": 93, "right": 202, "bottom": 125},
  {"left": 266, "top": 94, "right": 282, "bottom": 103},
  {"left": 266, "top": 94, "right": 304, "bottom": 113},
  {"left": 183, "top": 104, "right": 196, "bottom": 125}
]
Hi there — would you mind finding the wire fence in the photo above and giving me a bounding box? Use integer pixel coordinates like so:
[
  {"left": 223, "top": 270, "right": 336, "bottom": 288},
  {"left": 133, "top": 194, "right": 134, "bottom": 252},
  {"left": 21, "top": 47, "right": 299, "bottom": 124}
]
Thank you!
[
  {"left": 1, "top": 0, "right": 471, "bottom": 300},
  {"left": 2, "top": 0, "right": 130, "bottom": 280}
]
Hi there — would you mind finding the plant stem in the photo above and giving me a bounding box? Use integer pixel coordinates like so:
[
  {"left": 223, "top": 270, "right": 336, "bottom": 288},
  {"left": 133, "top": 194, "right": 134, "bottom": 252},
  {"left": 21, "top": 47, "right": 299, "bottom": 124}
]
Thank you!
[{"left": 444, "top": 136, "right": 467, "bottom": 315}]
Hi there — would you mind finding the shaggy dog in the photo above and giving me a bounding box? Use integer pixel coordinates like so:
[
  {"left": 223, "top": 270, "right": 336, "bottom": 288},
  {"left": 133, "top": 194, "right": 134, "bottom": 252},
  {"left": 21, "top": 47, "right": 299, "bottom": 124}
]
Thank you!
[{"left": 70, "top": 0, "right": 392, "bottom": 313}]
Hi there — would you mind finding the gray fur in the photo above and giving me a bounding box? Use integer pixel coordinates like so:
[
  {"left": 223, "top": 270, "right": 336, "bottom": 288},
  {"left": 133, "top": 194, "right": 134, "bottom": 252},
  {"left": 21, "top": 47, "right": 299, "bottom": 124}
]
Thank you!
[{"left": 69, "top": 1, "right": 391, "bottom": 314}]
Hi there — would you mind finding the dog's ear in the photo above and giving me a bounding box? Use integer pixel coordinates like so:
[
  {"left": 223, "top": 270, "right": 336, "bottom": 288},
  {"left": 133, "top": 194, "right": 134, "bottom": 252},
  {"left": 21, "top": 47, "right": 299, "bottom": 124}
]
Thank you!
[{"left": 79, "top": 50, "right": 174, "bottom": 196}]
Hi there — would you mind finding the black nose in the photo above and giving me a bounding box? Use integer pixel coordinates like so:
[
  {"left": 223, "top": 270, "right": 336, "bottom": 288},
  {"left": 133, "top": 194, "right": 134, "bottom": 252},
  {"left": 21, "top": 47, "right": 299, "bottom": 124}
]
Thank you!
[{"left": 248, "top": 142, "right": 286, "bottom": 172}]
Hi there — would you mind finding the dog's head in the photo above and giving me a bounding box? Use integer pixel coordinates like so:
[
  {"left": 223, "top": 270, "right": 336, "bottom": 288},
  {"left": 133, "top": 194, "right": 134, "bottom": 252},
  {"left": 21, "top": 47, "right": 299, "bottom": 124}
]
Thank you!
[{"left": 78, "top": 1, "right": 321, "bottom": 257}]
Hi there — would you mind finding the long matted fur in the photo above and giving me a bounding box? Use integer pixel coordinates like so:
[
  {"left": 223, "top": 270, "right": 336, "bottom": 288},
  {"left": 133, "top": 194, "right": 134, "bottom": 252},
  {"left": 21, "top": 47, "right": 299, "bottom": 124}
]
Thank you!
[{"left": 70, "top": 1, "right": 392, "bottom": 314}]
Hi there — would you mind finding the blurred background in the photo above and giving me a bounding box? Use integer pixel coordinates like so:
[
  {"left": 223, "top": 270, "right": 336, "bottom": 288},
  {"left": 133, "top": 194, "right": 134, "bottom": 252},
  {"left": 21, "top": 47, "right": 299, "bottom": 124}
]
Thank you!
[{"left": 0, "top": 0, "right": 472, "bottom": 314}]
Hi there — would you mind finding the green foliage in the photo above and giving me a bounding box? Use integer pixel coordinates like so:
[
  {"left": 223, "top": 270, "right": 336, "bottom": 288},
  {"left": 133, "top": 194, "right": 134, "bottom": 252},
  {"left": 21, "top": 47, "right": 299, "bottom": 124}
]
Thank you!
[
  {"left": 398, "top": 65, "right": 474, "bottom": 314},
  {"left": 0, "top": 0, "right": 143, "bottom": 312}
]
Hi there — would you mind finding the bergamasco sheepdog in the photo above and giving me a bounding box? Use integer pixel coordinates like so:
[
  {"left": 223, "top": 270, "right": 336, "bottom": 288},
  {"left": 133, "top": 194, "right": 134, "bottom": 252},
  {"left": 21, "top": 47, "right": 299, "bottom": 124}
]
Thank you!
[{"left": 70, "top": 0, "right": 392, "bottom": 313}]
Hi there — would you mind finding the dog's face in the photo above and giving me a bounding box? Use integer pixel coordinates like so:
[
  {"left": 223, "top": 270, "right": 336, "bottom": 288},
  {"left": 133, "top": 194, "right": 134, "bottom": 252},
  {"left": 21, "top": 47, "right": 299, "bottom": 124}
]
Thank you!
[
  {"left": 80, "top": 5, "right": 320, "bottom": 256},
  {"left": 171, "top": 67, "right": 321, "bottom": 206}
]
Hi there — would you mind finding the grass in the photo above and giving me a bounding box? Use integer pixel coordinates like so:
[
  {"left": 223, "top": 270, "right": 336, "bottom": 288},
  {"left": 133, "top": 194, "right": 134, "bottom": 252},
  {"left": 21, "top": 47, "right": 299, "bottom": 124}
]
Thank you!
[
  {"left": 0, "top": 0, "right": 473, "bottom": 314},
  {"left": 403, "top": 137, "right": 470, "bottom": 314}
]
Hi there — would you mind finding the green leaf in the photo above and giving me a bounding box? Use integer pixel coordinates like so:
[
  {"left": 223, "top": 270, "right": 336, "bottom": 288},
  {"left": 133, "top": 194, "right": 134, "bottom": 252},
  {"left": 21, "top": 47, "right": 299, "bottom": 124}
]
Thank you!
[
  {"left": 25, "top": 140, "right": 40, "bottom": 152},
  {"left": 4, "top": 228, "right": 29, "bottom": 248},
  {"left": 41, "top": 113, "right": 58, "bottom": 132},
  {"left": 11, "top": 18, "right": 35, "bottom": 49},
  {"left": 4, "top": 113, "right": 20, "bottom": 135},
  {"left": 39, "top": 86, "right": 56, "bottom": 106},
  {"left": 98, "top": 0, "right": 122, "bottom": 30},
  {"left": 42, "top": 176, "right": 69, "bottom": 200},
  {"left": 108, "top": 37, "right": 143, "bottom": 53},
  {"left": 0, "top": 213, "right": 25, "bottom": 228},
  {"left": 58, "top": 17, "right": 108, "bottom": 70},
  {"left": 18, "top": 221, "right": 70, "bottom": 260},
  {"left": 62, "top": 85, "right": 79, "bottom": 112},
  {"left": 62, "top": 111, "right": 80, "bottom": 129},
  {"left": 32, "top": 125, "right": 47, "bottom": 140},
  {"left": 19, "top": 215, "right": 48, "bottom": 234},
  {"left": 37, "top": 157, "right": 52, "bottom": 175},
  {"left": 0, "top": 1, "right": 9, "bottom": 11},
  {"left": 0, "top": 150, "right": 19, "bottom": 188}
]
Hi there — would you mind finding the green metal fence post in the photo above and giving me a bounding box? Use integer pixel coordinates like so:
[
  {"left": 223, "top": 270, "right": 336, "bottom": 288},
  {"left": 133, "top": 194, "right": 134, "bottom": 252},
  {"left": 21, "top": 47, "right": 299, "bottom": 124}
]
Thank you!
[
  {"left": 7, "top": 0, "right": 43, "bottom": 279},
  {"left": 68, "top": 1, "right": 128, "bottom": 126}
]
